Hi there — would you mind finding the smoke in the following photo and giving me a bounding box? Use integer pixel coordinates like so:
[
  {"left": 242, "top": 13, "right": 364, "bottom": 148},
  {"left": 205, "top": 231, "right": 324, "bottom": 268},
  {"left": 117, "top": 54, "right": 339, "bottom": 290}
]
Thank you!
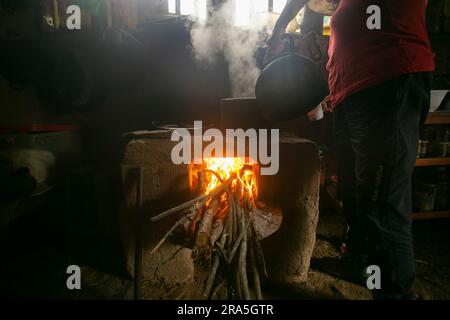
[{"left": 190, "top": 1, "right": 269, "bottom": 97}]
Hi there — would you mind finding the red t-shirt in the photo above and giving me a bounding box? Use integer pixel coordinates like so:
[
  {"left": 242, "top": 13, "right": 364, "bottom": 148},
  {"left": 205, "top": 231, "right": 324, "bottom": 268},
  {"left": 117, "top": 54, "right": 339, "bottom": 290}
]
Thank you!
[{"left": 327, "top": 0, "right": 435, "bottom": 108}]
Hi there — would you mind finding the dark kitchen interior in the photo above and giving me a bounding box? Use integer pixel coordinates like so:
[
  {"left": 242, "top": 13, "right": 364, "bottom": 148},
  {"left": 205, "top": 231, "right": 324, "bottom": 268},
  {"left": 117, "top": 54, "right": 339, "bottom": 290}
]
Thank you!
[{"left": 1, "top": 0, "right": 450, "bottom": 300}]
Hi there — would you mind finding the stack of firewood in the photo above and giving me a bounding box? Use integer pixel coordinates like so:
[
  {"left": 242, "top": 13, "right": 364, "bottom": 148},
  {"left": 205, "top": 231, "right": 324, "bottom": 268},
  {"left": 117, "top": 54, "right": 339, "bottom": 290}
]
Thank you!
[{"left": 150, "top": 167, "right": 267, "bottom": 300}]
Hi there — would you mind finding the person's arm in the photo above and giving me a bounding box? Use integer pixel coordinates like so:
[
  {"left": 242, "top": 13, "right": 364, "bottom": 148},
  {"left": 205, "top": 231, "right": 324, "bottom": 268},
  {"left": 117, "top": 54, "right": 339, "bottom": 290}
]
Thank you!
[
  {"left": 272, "top": 0, "right": 337, "bottom": 37},
  {"left": 307, "top": 0, "right": 339, "bottom": 16},
  {"left": 272, "top": 0, "right": 308, "bottom": 38},
  {"left": 265, "top": 0, "right": 338, "bottom": 65},
  {"left": 264, "top": 0, "right": 307, "bottom": 64}
]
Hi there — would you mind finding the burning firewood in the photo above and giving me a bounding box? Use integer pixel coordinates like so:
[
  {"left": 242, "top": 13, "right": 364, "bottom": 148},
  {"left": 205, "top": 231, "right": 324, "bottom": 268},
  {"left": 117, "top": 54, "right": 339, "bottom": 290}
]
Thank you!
[
  {"left": 150, "top": 158, "right": 281, "bottom": 300},
  {"left": 226, "top": 189, "right": 235, "bottom": 247},
  {"left": 192, "top": 196, "right": 220, "bottom": 263},
  {"left": 189, "top": 202, "right": 204, "bottom": 237},
  {"left": 197, "top": 170, "right": 205, "bottom": 194},
  {"left": 150, "top": 173, "right": 236, "bottom": 223}
]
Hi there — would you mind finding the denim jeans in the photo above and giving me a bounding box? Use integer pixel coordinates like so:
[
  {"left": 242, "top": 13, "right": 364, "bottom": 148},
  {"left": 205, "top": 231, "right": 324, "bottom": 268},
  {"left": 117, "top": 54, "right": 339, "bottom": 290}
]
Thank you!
[{"left": 333, "top": 72, "right": 433, "bottom": 299}]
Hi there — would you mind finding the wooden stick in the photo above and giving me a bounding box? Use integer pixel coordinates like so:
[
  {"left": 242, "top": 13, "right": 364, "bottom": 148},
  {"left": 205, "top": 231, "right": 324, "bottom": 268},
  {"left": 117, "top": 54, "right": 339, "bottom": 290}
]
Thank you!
[
  {"left": 210, "top": 219, "right": 224, "bottom": 246},
  {"left": 227, "top": 218, "right": 251, "bottom": 264},
  {"left": 251, "top": 218, "right": 268, "bottom": 279},
  {"left": 231, "top": 194, "right": 238, "bottom": 245},
  {"left": 247, "top": 205, "right": 268, "bottom": 279},
  {"left": 211, "top": 279, "right": 225, "bottom": 299},
  {"left": 195, "top": 197, "right": 219, "bottom": 248},
  {"left": 234, "top": 266, "right": 242, "bottom": 299},
  {"left": 233, "top": 182, "right": 242, "bottom": 242},
  {"left": 203, "top": 234, "right": 227, "bottom": 298},
  {"left": 215, "top": 204, "right": 228, "bottom": 220},
  {"left": 238, "top": 212, "right": 250, "bottom": 300},
  {"left": 151, "top": 175, "right": 234, "bottom": 222},
  {"left": 189, "top": 203, "right": 203, "bottom": 236},
  {"left": 151, "top": 194, "right": 207, "bottom": 223},
  {"left": 149, "top": 213, "right": 194, "bottom": 256},
  {"left": 226, "top": 188, "right": 235, "bottom": 248},
  {"left": 197, "top": 170, "right": 205, "bottom": 194},
  {"left": 204, "top": 169, "right": 224, "bottom": 183},
  {"left": 221, "top": 250, "right": 235, "bottom": 300},
  {"left": 249, "top": 228, "right": 263, "bottom": 300},
  {"left": 193, "top": 196, "right": 223, "bottom": 264}
]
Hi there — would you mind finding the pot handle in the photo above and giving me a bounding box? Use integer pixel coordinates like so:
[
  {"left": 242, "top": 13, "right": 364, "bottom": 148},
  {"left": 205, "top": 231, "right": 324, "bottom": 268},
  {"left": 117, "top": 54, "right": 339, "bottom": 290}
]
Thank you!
[{"left": 281, "top": 33, "right": 296, "bottom": 53}]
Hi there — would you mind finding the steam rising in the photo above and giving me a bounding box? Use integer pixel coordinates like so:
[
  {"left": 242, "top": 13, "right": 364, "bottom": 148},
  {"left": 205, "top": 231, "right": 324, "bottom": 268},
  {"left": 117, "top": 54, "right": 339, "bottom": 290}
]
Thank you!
[{"left": 190, "top": 1, "right": 269, "bottom": 97}]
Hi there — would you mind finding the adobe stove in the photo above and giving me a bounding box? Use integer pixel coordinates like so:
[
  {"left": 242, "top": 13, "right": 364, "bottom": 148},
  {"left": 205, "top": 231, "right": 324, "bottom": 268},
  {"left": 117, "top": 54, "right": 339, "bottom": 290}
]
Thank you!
[{"left": 119, "top": 98, "right": 321, "bottom": 300}]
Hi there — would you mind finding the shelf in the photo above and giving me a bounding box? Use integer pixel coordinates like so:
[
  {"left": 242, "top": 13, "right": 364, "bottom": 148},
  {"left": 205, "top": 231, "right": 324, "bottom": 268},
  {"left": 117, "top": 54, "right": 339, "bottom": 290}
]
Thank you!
[
  {"left": 413, "top": 210, "right": 450, "bottom": 220},
  {"left": 425, "top": 112, "right": 450, "bottom": 125},
  {"left": 415, "top": 157, "right": 450, "bottom": 166}
]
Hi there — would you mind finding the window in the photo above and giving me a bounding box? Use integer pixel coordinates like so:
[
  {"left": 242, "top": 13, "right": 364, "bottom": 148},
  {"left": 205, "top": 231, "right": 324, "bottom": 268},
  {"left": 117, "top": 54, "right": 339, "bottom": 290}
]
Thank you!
[
  {"left": 167, "top": 0, "right": 318, "bottom": 31},
  {"left": 233, "top": 0, "right": 251, "bottom": 26},
  {"left": 168, "top": 0, "right": 176, "bottom": 14},
  {"left": 180, "top": 0, "right": 195, "bottom": 15},
  {"left": 168, "top": 0, "right": 207, "bottom": 20},
  {"left": 272, "top": 0, "right": 287, "bottom": 14},
  {"left": 168, "top": 0, "right": 287, "bottom": 19},
  {"left": 255, "top": 0, "right": 269, "bottom": 13}
]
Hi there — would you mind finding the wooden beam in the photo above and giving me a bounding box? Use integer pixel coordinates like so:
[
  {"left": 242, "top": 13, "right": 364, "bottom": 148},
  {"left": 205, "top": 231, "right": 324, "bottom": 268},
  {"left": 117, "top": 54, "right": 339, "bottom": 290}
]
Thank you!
[
  {"left": 413, "top": 211, "right": 450, "bottom": 220},
  {"left": 425, "top": 112, "right": 450, "bottom": 125},
  {"left": 416, "top": 158, "right": 450, "bottom": 167}
]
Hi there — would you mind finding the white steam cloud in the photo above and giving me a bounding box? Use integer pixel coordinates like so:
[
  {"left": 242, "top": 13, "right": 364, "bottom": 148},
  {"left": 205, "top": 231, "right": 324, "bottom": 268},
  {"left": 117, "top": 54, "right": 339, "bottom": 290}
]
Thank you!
[{"left": 190, "top": 1, "right": 270, "bottom": 97}]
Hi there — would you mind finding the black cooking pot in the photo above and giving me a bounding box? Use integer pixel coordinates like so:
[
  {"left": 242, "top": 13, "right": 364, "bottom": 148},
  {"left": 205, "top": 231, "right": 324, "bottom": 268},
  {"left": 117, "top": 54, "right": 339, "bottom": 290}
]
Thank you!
[{"left": 255, "top": 37, "right": 329, "bottom": 121}]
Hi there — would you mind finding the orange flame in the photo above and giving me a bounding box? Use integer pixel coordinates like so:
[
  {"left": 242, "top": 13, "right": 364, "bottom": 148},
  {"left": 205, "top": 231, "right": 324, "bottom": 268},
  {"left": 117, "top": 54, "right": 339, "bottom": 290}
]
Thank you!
[{"left": 201, "top": 157, "right": 257, "bottom": 199}]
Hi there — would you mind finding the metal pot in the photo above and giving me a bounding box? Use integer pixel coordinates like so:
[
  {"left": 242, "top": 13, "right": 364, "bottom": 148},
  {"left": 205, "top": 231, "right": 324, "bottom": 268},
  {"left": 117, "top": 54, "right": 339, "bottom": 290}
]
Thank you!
[{"left": 255, "top": 35, "right": 329, "bottom": 121}]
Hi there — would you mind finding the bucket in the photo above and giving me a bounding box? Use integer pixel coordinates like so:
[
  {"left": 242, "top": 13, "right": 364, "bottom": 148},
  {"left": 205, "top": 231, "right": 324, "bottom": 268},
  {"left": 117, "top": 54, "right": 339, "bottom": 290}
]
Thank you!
[{"left": 413, "top": 180, "right": 437, "bottom": 212}]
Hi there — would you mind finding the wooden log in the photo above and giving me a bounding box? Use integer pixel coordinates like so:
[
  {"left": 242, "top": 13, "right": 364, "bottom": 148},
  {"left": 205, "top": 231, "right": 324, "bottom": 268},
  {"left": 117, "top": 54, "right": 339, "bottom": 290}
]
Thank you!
[
  {"left": 196, "top": 197, "right": 219, "bottom": 247},
  {"left": 238, "top": 210, "right": 250, "bottom": 300},
  {"left": 231, "top": 193, "right": 238, "bottom": 245},
  {"left": 234, "top": 266, "right": 242, "bottom": 299},
  {"left": 249, "top": 228, "right": 263, "bottom": 300},
  {"left": 189, "top": 203, "right": 204, "bottom": 236},
  {"left": 211, "top": 279, "right": 225, "bottom": 299},
  {"left": 150, "top": 174, "right": 234, "bottom": 222},
  {"left": 204, "top": 169, "right": 224, "bottom": 183},
  {"left": 149, "top": 212, "right": 195, "bottom": 256},
  {"left": 193, "top": 197, "right": 220, "bottom": 262},
  {"left": 226, "top": 188, "right": 235, "bottom": 248},
  {"left": 227, "top": 218, "right": 251, "bottom": 264},
  {"left": 251, "top": 219, "right": 268, "bottom": 279},
  {"left": 203, "top": 233, "right": 227, "bottom": 298},
  {"left": 197, "top": 170, "right": 205, "bottom": 194},
  {"left": 210, "top": 219, "right": 224, "bottom": 246},
  {"left": 233, "top": 182, "right": 242, "bottom": 240}
]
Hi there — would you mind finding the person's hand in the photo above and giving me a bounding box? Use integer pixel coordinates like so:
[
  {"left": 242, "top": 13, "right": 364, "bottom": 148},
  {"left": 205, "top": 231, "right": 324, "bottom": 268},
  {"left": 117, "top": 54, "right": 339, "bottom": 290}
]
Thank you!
[
  {"left": 263, "top": 30, "right": 285, "bottom": 66},
  {"left": 319, "top": 95, "right": 333, "bottom": 113},
  {"left": 307, "top": 104, "right": 324, "bottom": 121}
]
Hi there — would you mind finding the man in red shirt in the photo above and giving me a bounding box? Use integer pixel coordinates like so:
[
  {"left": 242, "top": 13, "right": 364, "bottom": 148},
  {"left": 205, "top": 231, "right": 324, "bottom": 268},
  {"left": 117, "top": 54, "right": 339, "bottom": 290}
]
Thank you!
[{"left": 267, "top": 0, "right": 435, "bottom": 300}]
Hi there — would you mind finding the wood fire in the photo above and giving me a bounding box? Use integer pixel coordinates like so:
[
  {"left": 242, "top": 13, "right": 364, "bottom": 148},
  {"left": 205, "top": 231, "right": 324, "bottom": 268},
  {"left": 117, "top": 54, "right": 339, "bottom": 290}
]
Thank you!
[{"left": 149, "top": 157, "right": 282, "bottom": 300}]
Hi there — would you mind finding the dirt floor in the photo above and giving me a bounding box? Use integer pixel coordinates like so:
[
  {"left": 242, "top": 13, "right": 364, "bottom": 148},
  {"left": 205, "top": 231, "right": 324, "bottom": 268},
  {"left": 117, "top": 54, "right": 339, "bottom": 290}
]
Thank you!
[{"left": 1, "top": 207, "right": 449, "bottom": 300}]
